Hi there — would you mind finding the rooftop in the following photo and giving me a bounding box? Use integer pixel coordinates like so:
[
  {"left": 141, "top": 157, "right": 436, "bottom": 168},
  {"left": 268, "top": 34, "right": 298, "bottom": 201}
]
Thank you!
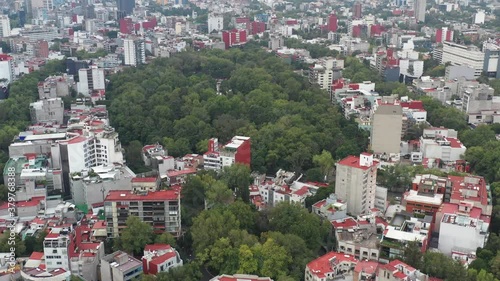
[
  {"left": 210, "top": 274, "right": 273, "bottom": 281},
  {"left": 307, "top": 252, "right": 357, "bottom": 278},
  {"left": 404, "top": 190, "right": 443, "bottom": 206},
  {"left": 105, "top": 190, "right": 179, "bottom": 201},
  {"left": 337, "top": 155, "right": 378, "bottom": 170}
]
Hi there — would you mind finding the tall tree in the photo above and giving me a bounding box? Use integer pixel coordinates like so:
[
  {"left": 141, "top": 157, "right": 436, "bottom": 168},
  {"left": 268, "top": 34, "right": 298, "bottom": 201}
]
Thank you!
[
  {"left": 312, "top": 150, "right": 335, "bottom": 182},
  {"left": 120, "top": 216, "right": 154, "bottom": 255},
  {"left": 221, "top": 164, "right": 252, "bottom": 203}
]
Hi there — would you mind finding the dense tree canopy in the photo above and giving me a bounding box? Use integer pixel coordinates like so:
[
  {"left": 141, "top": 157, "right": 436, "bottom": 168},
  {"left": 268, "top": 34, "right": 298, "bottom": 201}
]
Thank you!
[{"left": 106, "top": 47, "right": 369, "bottom": 174}]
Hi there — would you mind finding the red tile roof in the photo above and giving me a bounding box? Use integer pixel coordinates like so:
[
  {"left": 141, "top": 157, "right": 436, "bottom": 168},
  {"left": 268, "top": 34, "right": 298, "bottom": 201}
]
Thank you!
[
  {"left": 29, "top": 252, "right": 44, "bottom": 260},
  {"left": 149, "top": 251, "right": 177, "bottom": 266},
  {"left": 293, "top": 186, "right": 309, "bottom": 196},
  {"left": 131, "top": 177, "right": 157, "bottom": 183},
  {"left": 445, "top": 137, "right": 464, "bottom": 148},
  {"left": 337, "top": 155, "right": 378, "bottom": 170},
  {"left": 354, "top": 260, "right": 379, "bottom": 275},
  {"left": 332, "top": 217, "right": 358, "bottom": 229},
  {"left": 105, "top": 190, "right": 179, "bottom": 201},
  {"left": 166, "top": 168, "right": 196, "bottom": 177},
  {"left": 145, "top": 244, "right": 172, "bottom": 252},
  {"left": 448, "top": 175, "right": 488, "bottom": 206},
  {"left": 307, "top": 252, "right": 357, "bottom": 278}
]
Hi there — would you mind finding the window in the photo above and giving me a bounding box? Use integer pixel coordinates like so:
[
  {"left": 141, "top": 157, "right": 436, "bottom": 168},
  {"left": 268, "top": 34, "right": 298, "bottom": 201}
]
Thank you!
[{"left": 53, "top": 249, "right": 57, "bottom": 254}]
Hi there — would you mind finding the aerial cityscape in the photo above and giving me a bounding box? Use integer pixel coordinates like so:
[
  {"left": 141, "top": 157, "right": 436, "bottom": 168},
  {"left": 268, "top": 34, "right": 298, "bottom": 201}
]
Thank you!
[{"left": 0, "top": 0, "right": 500, "bottom": 280}]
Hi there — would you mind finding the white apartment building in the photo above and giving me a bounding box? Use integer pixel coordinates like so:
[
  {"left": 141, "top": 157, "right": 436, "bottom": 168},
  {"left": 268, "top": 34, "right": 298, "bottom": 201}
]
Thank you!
[
  {"left": 43, "top": 228, "right": 72, "bottom": 272},
  {"left": 399, "top": 59, "right": 424, "bottom": 78},
  {"left": 438, "top": 202, "right": 489, "bottom": 257},
  {"left": 442, "top": 42, "right": 485, "bottom": 77},
  {"left": 309, "top": 58, "right": 344, "bottom": 90},
  {"left": 58, "top": 126, "right": 124, "bottom": 174},
  {"left": 29, "top": 98, "right": 65, "bottom": 125},
  {"left": 474, "top": 10, "right": 486, "bottom": 24},
  {"left": 0, "top": 15, "right": 11, "bottom": 38},
  {"left": 0, "top": 54, "right": 14, "bottom": 82},
  {"left": 461, "top": 84, "right": 500, "bottom": 124},
  {"left": 208, "top": 15, "right": 223, "bottom": 33},
  {"left": 142, "top": 244, "right": 183, "bottom": 274},
  {"left": 335, "top": 153, "right": 378, "bottom": 215},
  {"left": 413, "top": 0, "right": 426, "bottom": 22},
  {"left": 123, "top": 38, "right": 146, "bottom": 66},
  {"left": 77, "top": 66, "right": 105, "bottom": 96}
]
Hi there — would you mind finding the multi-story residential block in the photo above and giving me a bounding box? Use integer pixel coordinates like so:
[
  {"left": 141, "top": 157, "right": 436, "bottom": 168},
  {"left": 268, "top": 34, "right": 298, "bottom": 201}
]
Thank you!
[
  {"left": 312, "top": 193, "right": 348, "bottom": 221},
  {"left": 437, "top": 202, "right": 489, "bottom": 259},
  {"left": 419, "top": 129, "right": 466, "bottom": 163},
  {"left": 460, "top": 84, "right": 500, "bottom": 125},
  {"left": 70, "top": 165, "right": 135, "bottom": 206},
  {"left": 38, "top": 75, "right": 74, "bottom": 99},
  {"left": 447, "top": 175, "right": 492, "bottom": 217},
  {"left": 30, "top": 98, "right": 64, "bottom": 125},
  {"left": 335, "top": 153, "right": 378, "bottom": 215},
  {"left": 101, "top": 251, "right": 142, "bottom": 281},
  {"left": 442, "top": 42, "right": 484, "bottom": 77},
  {"left": 104, "top": 189, "right": 181, "bottom": 237},
  {"left": 435, "top": 27, "right": 453, "bottom": 43},
  {"left": 375, "top": 186, "right": 388, "bottom": 211},
  {"left": 309, "top": 57, "right": 344, "bottom": 90},
  {"left": 250, "top": 170, "right": 322, "bottom": 209},
  {"left": 77, "top": 65, "right": 105, "bottom": 96},
  {"left": 0, "top": 15, "right": 11, "bottom": 38},
  {"left": 380, "top": 213, "right": 432, "bottom": 261},
  {"left": 210, "top": 275, "right": 273, "bottom": 281},
  {"left": 370, "top": 104, "right": 403, "bottom": 156},
  {"left": 413, "top": 0, "right": 426, "bottom": 22},
  {"left": 142, "top": 144, "right": 166, "bottom": 166},
  {"left": 332, "top": 217, "right": 381, "bottom": 261},
  {"left": 203, "top": 136, "right": 251, "bottom": 171},
  {"left": 403, "top": 174, "right": 446, "bottom": 221},
  {"left": 305, "top": 251, "right": 358, "bottom": 281},
  {"left": 208, "top": 14, "right": 223, "bottom": 33},
  {"left": 0, "top": 54, "right": 14, "bottom": 83},
  {"left": 3, "top": 154, "right": 63, "bottom": 202},
  {"left": 222, "top": 29, "right": 247, "bottom": 49},
  {"left": 142, "top": 244, "right": 183, "bottom": 274},
  {"left": 123, "top": 38, "right": 146, "bottom": 66}
]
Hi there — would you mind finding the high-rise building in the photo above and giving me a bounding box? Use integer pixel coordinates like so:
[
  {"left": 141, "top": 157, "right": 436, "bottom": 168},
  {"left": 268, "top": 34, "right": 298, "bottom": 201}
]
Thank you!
[
  {"left": 222, "top": 29, "right": 247, "bottom": 49},
  {"left": 0, "top": 54, "right": 14, "bottom": 82},
  {"left": 123, "top": 38, "right": 145, "bottom": 66},
  {"left": 335, "top": 153, "right": 378, "bottom": 215},
  {"left": 117, "top": 0, "right": 135, "bottom": 18},
  {"left": 370, "top": 104, "right": 403, "bottom": 155},
  {"left": 104, "top": 190, "right": 182, "bottom": 237},
  {"left": 327, "top": 13, "right": 338, "bottom": 32},
  {"left": 353, "top": 2, "right": 362, "bottom": 19},
  {"left": 77, "top": 65, "right": 105, "bottom": 96},
  {"left": 207, "top": 15, "right": 223, "bottom": 33},
  {"left": 435, "top": 27, "right": 453, "bottom": 43},
  {"left": 0, "top": 15, "right": 11, "bottom": 38},
  {"left": 413, "top": 0, "right": 426, "bottom": 23}
]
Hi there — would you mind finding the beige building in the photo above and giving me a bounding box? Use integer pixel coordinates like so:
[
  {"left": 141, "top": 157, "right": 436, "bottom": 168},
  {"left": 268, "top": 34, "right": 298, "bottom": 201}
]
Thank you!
[
  {"left": 335, "top": 153, "right": 378, "bottom": 215},
  {"left": 370, "top": 104, "right": 403, "bottom": 156}
]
